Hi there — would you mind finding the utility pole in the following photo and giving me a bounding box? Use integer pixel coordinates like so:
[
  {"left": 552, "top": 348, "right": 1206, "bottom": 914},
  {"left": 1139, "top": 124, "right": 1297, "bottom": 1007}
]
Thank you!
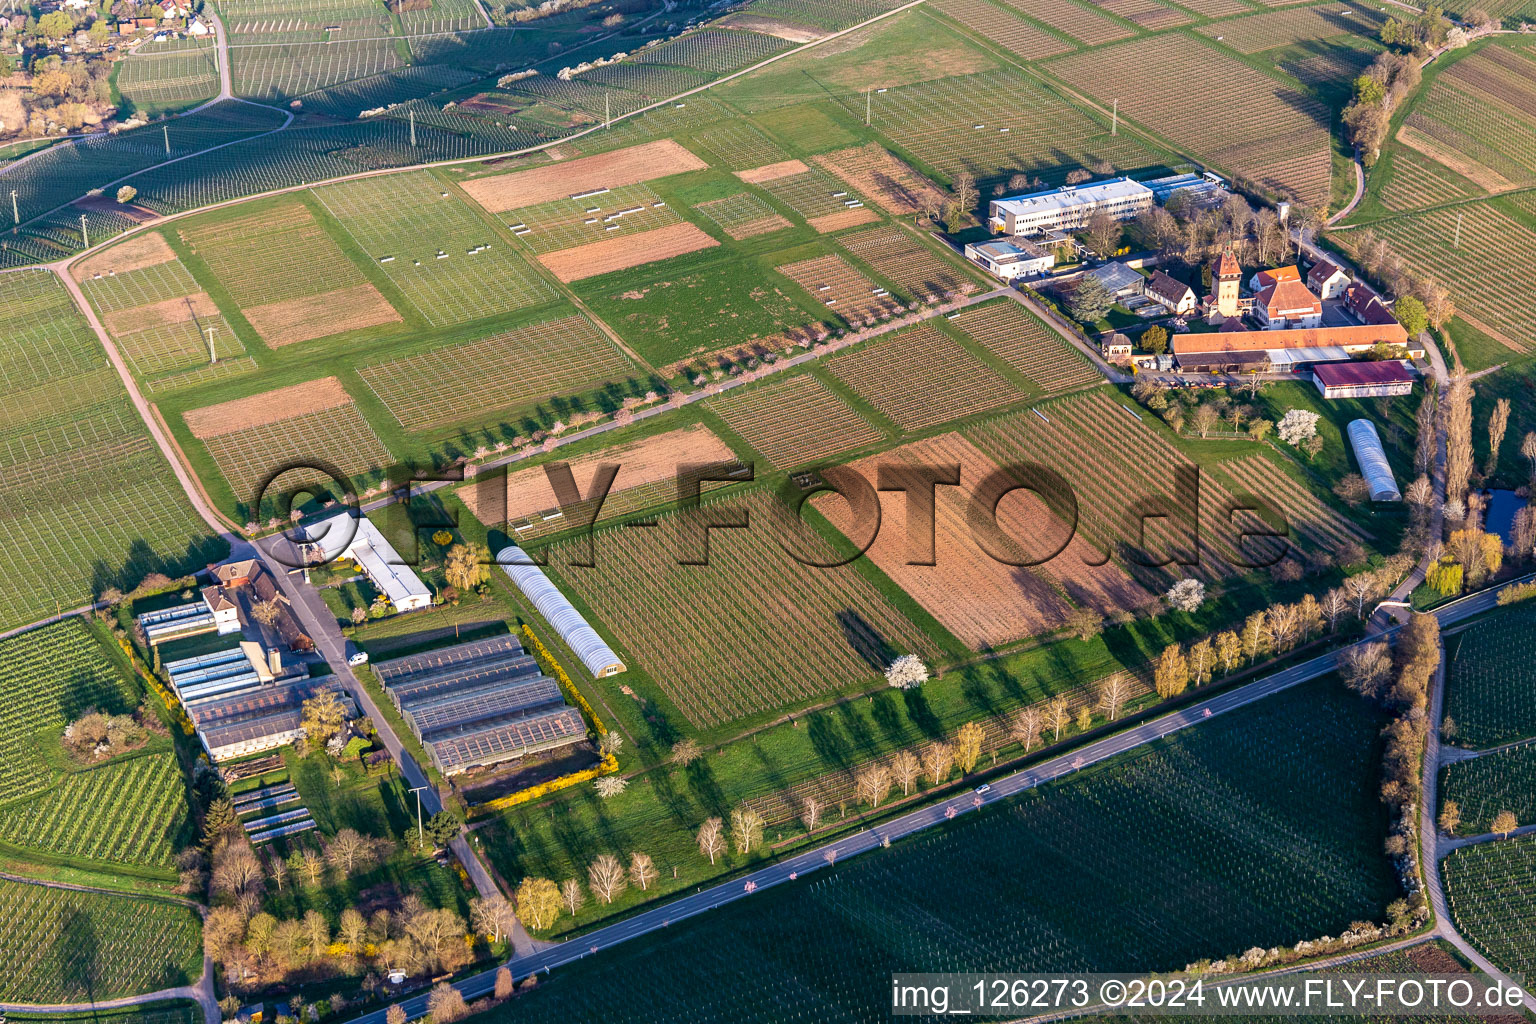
[
  {"left": 164, "top": 124, "right": 170, "bottom": 155},
  {"left": 79, "top": 213, "right": 88, "bottom": 249},
  {"left": 409, "top": 785, "right": 428, "bottom": 851},
  {"left": 604, "top": 92, "right": 610, "bottom": 129},
  {"left": 409, "top": 109, "right": 416, "bottom": 147},
  {"left": 10, "top": 189, "right": 17, "bottom": 228},
  {"left": 204, "top": 323, "right": 218, "bottom": 363},
  {"left": 1111, "top": 98, "right": 1118, "bottom": 136},
  {"left": 1452, "top": 211, "right": 1462, "bottom": 249}
]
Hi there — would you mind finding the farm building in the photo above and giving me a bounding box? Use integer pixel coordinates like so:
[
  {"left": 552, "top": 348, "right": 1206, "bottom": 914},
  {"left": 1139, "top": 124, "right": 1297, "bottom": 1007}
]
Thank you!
[
  {"left": 1143, "top": 171, "right": 1226, "bottom": 207},
  {"left": 301, "top": 511, "right": 432, "bottom": 613},
  {"left": 190, "top": 677, "right": 357, "bottom": 761},
  {"left": 1308, "top": 259, "right": 1351, "bottom": 300},
  {"left": 497, "top": 546, "right": 626, "bottom": 677},
  {"left": 987, "top": 178, "right": 1154, "bottom": 237},
  {"left": 1144, "top": 271, "right": 1197, "bottom": 314},
  {"left": 1313, "top": 360, "right": 1416, "bottom": 399},
  {"left": 1171, "top": 323, "right": 1418, "bottom": 372},
  {"left": 1101, "top": 332, "right": 1133, "bottom": 361},
  {"left": 373, "top": 633, "right": 587, "bottom": 776},
  {"left": 1083, "top": 261, "right": 1146, "bottom": 299},
  {"left": 137, "top": 601, "right": 219, "bottom": 644},
  {"left": 963, "top": 238, "right": 1055, "bottom": 280},
  {"left": 1344, "top": 282, "right": 1401, "bottom": 328},
  {"left": 1347, "top": 419, "right": 1402, "bottom": 501},
  {"left": 1254, "top": 277, "right": 1323, "bottom": 329}
]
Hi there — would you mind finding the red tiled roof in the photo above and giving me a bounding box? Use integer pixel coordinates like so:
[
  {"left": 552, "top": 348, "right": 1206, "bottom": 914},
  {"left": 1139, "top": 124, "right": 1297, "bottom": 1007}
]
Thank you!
[
  {"left": 1172, "top": 322, "right": 1410, "bottom": 354},
  {"left": 1258, "top": 278, "right": 1321, "bottom": 317},
  {"left": 1313, "top": 360, "right": 1415, "bottom": 388},
  {"left": 1256, "top": 266, "right": 1301, "bottom": 289},
  {"left": 1213, "top": 247, "right": 1241, "bottom": 280},
  {"left": 1308, "top": 260, "right": 1346, "bottom": 287}
]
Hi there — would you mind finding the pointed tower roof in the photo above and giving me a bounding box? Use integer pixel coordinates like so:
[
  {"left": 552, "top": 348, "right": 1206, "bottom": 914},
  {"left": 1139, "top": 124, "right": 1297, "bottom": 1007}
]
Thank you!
[{"left": 1213, "top": 245, "right": 1241, "bottom": 281}]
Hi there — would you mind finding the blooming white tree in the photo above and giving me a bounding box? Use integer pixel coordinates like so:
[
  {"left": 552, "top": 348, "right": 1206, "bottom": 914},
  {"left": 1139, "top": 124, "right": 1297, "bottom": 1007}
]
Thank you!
[
  {"left": 594, "top": 776, "right": 628, "bottom": 798},
  {"left": 1276, "top": 409, "right": 1322, "bottom": 446},
  {"left": 1165, "top": 578, "right": 1206, "bottom": 613},
  {"left": 885, "top": 654, "right": 930, "bottom": 690}
]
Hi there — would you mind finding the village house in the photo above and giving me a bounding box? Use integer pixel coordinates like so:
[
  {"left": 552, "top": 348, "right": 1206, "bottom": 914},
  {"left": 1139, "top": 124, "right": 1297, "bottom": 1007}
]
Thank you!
[
  {"left": 1143, "top": 270, "right": 1196, "bottom": 314},
  {"left": 1253, "top": 276, "right": 1323, "bottom": 329},
  {"left": 1307, "top": 259, "right": 1351, "bottom": 300}
]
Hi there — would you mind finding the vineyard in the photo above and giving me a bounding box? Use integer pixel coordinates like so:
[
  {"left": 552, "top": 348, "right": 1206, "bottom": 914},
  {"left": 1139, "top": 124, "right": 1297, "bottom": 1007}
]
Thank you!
[
  {"left": 629, "top": 29, "right": 793, "bottom": 75},
  {"left": 755, "top": 166, "right": 879, "bottom": 232},
  {"left": 549, "top": 490, "right": 938, "bottom": 727},
  {"left": 0, "top": 621, "right": 134, "bottom": 805},
  {"left": 0, "top": 752, "right": 192, "bottom": 869},
  {"left": 358, "top": 314, "right": 636, "bottom": 432},
  {"left": 710, "top": 373, "right": 884, "bottom": 469},
  {"left": 694, "top": 192, "right": 792, "bottom": 240},
  {"left": 820, "top": 432, "right": 1153, "bottom": 648},
  {"left": 1195, "top": 5, "right": 1382, "bottom": 54},
  {"left": 1443, "top": 835, "right": 1536, "bottom": 981},
  {"left": 578, "top": 62, "right": 713, "bottom": 103},
  {"left": 1045, "top": 35, "right": 1333, "bottom": 205},
  {"left": 314, "top": 173, "right": 555, "bottom": 326},
  {"left": 1376, "top": 150, "right": 1484, "bottom": 213},
  {"left": 0, "top": 879, "right": 203, "bottom": 1002},
  {"left": 506, "top": 184, "right": 681, "bottom": 255},
  {"left": 929, "top": 0, "right": 1073, "bottom": 60},
  {"left": 178, "top": 199, "right": 400, "bottom": 347},
  {"left": 967, "top": 391, "right": 1251, "bottom": 583},
  {"left": 947, "top": 300, "right": 1099, "bottom": 393},
  {"left": 722, "top": 0, "right": 911, "bottom": 32},
  {"left": 995, "top": 0, "right": 1134, "bottom": 45},
  {"left": 1093, "top": 0, "right": 1187, "bottom": 30},
  {"left": 1217, "top": 454, "right": 1374, "bottom": 557},
  {"left": 777, "top": 253, "right": 903, "bottom": 325},
  {"left": 472, "top": 679, "right": 1397, "bottom": 1022},
  {"left": 1401, "top": 42, "right": 1536, "bottom": 189},
  {"left": 1441, "top": 743, "right": 1536, "bottom": 836},
  {"left": 1341, "top": 203, "right": 1536, "bottom": 352},
  {"left": 812, "top": 144, "right": 944, "bottom": 216},
  {"left": 836, "top": 226, "right": 976, "bottom": 302},
  {"left": 826, "top": 323, "right": 1021, "bottom": 430},
  {"left": 693, "top": 121, "right": 789, "bottom": 171},
  {"left": 0, "top": 271, "right": 218, "bottom": 629},
  {"left": 115, "top": 37, "right": 220, "bottom": 110},
  {"left": 857, "top": 70, "right": 1159, "bottom": 180},
  {"left": 1444, "top": 602, "right": 1536, "bottom": 748},
  {"left": 399, "top": 0, "right": 485, "bottom": 34},
  {"left": 5, "top": 1004, "right": 201, "bottom": 1024}
]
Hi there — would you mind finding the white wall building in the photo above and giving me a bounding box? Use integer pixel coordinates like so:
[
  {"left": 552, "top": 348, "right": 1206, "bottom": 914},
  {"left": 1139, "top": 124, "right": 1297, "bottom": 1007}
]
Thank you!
[
  {"left": 303, "top": 512, "right": 433, "bottom": 613},
  {"left": 987, "top": 178, "right": 1154, "bottom": 237},
  {"left": 963, "top": 238, "right": 1055, "bottom": 280}
]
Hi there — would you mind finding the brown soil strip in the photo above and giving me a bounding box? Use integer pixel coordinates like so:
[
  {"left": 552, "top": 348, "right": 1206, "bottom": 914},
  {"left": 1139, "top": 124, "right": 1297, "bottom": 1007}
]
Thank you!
[
  {"left": 1396, "top": 126, "right": 1515, "bottom": 193},
  {"left": 736, "top": 158, "right": 809, "bottom": 184},
  {"left": 812, "top": 144, "right": 944, "bottom": 215},
  {"left": 723, "top": 213, "right": 793, "bottom": 240},
  {"left": 185, "top": 376, "right": 354, "bottom": 439},
  {"left": 103, "top": 292, "right": 219, "bottom": 335},
  {"left": 537, "top": 222, "right": 719, "bottom": 282},
  {"left": 242, "top": 283, "right": 403, "bottom": 347},
  {"left": 460, "top": 139, "right": 707, "bottom": 213},
  {"left": 73, "top": 232, "right": 177, "bottom": 280},
  {"left": 715, "top": 12, "right": 825, "bottom": 41},
  {"left": 807, "top": 207, "right": 880, "bottom": 233}
]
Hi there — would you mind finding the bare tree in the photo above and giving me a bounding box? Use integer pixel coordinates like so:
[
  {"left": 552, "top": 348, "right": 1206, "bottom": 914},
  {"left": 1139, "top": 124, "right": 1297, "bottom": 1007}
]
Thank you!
[
  {"left": 628, "top": 851, "right": 658, "bottom": 891},
  {"left": 326, "top": 828, "right": 370, "bottom": 874},
  {"left": 1011, "top": 705, "right": 1043, "bottom": 752},
  {"left": 1345, "top": 571, "right": 1382, "bottom": 619},
  {"left": 1339, "top": 641, "right": 1392, "bottom": 698},
  {"left": 922, "top": 741, "right": 953, "bottom": 786},
  {"left": 1486, "top": 397, "right": 1511, "bottom": 476},
  {"left": 730, "top": 805, "right": 766, "bottom": 854},
  {"left": 561, "top": 877, "right": 585, "bottom": 915},
  {"left": 1445, "top": 377, "right": 1475, "bottom": 504},
  {"left": 855, "top": 764, "right": 894, "bottom": 808},
  {"left": 1491, "top": 810, "right": 1519, "bottom": 838},
  {"left": 697, "top": 817, "right": 726, "bottom": 865},
  {"left": 800, "top": 796, "right": 822, "bottom": 833},
  {"left": 1321, "top": 589, "right": 1350, "bottom": 633},
  {"left": 1437, "top": 800, "right": 1461, "bottom": 836},
  {"left": 670, "top": 739, "right": 703, "bottom": 767},
  {"left": 251, "top": 599, "right": 282, "bottom": 626},
  {"left": 587, "top": 854, "right": 628, "bottom": 904},
  {"left": 890, "top": 750, "right": 921, "bottom": 796},
  {"left": 1267, "top": 603, "right": 1301, "bottom": 652},
  {"left": 1522, "top": 432, "right": 1536, "bottom": 488},
  {"left": 469, "top": 896, "right": 518, "bottom": 944},
  {"left": 1097, "top": 675, "right": 1132, "bottom": 721},
  {"left": 1045, "top": 696, "right": 1071, "bottom": 743},
  {"left": 494, "top": 967, "right": 514, "bottom": 1001},
  {"left": 426, "top": 983, "right": 468, "bottom": 1024}
]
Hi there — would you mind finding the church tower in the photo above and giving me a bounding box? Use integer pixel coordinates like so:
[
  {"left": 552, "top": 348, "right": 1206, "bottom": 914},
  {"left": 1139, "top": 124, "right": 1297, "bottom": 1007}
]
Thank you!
[{"left": 1211, "top": 245, "right": 1241, "bottom": 319}]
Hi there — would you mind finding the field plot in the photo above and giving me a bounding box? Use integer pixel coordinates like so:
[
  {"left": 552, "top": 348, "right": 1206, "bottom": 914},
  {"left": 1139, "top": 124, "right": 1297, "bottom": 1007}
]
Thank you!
[
  {"left": 1442, "top": 743, "right": 1536, "bottom": 836},
  {"left": 1048, "top": 35, "right": 1331, "bottom": 205},
  {"left": 947, "top": 300, "right": 1099, "bottom": 393},
  {"left": 315, "top": 172, "right": 553, "bottom": 326},
  {"left": 694, "top": 192, "right": 792, "bottom": 239},
  {"left": 480, "top": 679, "right": 1396, "bottom": 1023},
  {"left": 1196, "top": 4, "right": 1381, "bottom": 53},
  {"left": 358, "top": 313, "right": 636, "bottom": 432},
  {"left": 578, "top": 62, "right": 712, "bottom": 102},
  {"left": 1340, "top": 203, "right": 1536, "bottom": 352},
  {"left": 837, "top": 225, "right": 976, "bottom": 301},
  {"left": 507, "top": 183, "right": 680, "bottom": 254},
  {"left": 0, "top": 621, "right": 133, "bottom": 806},
  {"left": 398, "top": 0, "right": 485, "bottom": 34},
  {"left": 180, "top": 199, "right": 401, "bottom": 346},
  {"left": 1399, "top": 43, "right": 1536, "bottom": 189},
  {"left": 185, "top": 376, "right": 392, "bottom": 502},
  {"left": 822, "top": 433, "right": 1154, "bottom": 648},
  {"left": 777, "top": 253, "right": 903, "bottom": 325},
  {"left": 1376, "top": 149, "right": 1485, "bottom": 212},
  {"left": 968, "top": 391, "right": 1254, "bottom": 581},
  {"left": 5, "top": 1005, "right": 201, "bottom": 1024},
  {"left": 1279, "top": 37, "right": 1381, "bottom": 87},
  {"left": 995, "top": 0, "right": 1134, "bottom": 45},
  {"left": 539, "top": 222, "right": 719, "bottom": 282},
  {"left": 549, "top": 491, "right": 938, "bottom": 727},
  {"left": 1093, "top": 0, "right": 1188, "bottom": 29},
  {"left": 1444, "top": 602, "right": 1536, "bottom": 748},
  {"left": 1443, "top": 834, "right": 1536, "bottom": 981},
  {"left": 460, "top": 139, "right": 707, "bottom": 213},
  {"left": 630, "top": 28, "right": 793, "bottom": 74},
  {"left": 930, "top": 0, "right": 1073, "bottom": 58},
  {"left": 753, "top": 165, "right": 879, "bottom": 232},
  {"left": 230, "top": 38, "right": 404, "bottom": 100},
  {"left": 0, "top": 272, "right": 217, "bottom": 629},
  {"left": 1218, "top": 454, "right": 1374, "bottom": 553},
  {"left": 462, "top": 424, "right": 735, "bottom": 538},
  {"left": 0, "top": 878, "right": 202, "bottom": 1002},
  {"left": 1169, "top": 0, "right": 1252, "bottom": 15},
  {"left": 76, "top": 234, "right": 247, "bottom": 380},
  {"left": 0, "top": 752, "right": 191, "bottom": 869},
  {"left": 827, "top": 323, "right": 1020, "bottom": 430},
  {"left": 710, "top": 373, "right": 883, "bottom": 468},
  {"left": 218, "top": 0, "right": 391, "bottom": 39},
  {"left": 742, "top": 0, "right": 913, "bottom": 31},
  {"left": 690, "top": 121, "right": 788, "bottom": 170},
  {"left": 812, "top": 143, "right": 943, "bottom": 216},
  {"left": 301, "top": 63, "right": 480, "bottom": 117},
  {"left": 115, "top": 37, "right": 219, "bottom": 110},
  {"left": 858, "top": 71, "right": 1158, "bottom": 180}
]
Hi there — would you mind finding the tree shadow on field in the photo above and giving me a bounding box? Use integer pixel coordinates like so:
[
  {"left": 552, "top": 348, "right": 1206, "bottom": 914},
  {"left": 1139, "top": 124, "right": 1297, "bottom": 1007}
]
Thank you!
[
  {"left": 835, "top": 700, "right": 876, "bottom": 757},
  {"left": 869, "top": 690, "right": 905, "bottom": 745},
  {"left": 683, "top": 759, "right": 727, "bottom": 819},
  {"left": 648, "top": 765, "right": 695, "bottom": 828},
  {"left": 835, "top": 609, "right": 896, "bottom": 672},
  {"left": 54, "top": 904, "right": 101, "bottom": 1003},
  {"left": 807, "top": 713, "right": 851, "bottom": 771},
  {"left": 901, "top": 687, "right": 944, "bottom": 740}
]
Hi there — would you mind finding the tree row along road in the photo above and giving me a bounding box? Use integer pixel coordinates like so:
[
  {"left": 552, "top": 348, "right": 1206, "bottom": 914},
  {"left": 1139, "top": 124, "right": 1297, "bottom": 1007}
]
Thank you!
[{"left": 340, "top": 578, "right": 1534, "bottom": 1024}]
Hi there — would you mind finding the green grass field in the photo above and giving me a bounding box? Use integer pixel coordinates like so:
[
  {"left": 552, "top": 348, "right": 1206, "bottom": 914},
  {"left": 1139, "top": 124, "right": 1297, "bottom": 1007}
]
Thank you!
[
  {"left": 1443, "top": 834, "right": 1536, "bottom": 983},
  {"left": 477, "top": 678, "right": 1395, "bottom": 1022},
  {"left": 1444, "top": 602, "right": 1536, "bottom": 749},
  {"left": 4, "top": 1002, "right": 202, "bottom": 1024},
  {"left": 0, "top": 878, "right": 202, "bottom": 1002}
]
